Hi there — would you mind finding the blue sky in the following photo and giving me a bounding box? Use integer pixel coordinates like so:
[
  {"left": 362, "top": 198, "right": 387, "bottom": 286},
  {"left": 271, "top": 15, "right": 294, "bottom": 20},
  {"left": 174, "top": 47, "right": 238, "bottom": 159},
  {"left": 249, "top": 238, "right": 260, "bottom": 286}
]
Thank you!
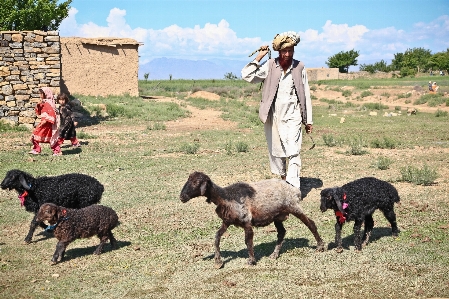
[{"left": 59, "top": 0, "right": 449, "bottom": 69}]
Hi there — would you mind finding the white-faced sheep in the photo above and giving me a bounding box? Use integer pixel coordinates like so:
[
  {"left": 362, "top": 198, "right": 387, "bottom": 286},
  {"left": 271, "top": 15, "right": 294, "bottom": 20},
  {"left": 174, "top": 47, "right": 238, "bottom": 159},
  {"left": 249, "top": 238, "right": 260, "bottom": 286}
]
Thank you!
[
  {"left": 320, "top": 177, "right": 400, "bottom": 252},
  {"left": 1, "top": 169, "right": 104, "bottom": 243},
  {"left": 36, "top": 203, "right": 119, "bottom": 264},
  {"left": 180, "top": 171, "right": 325, "bottom": 268}
]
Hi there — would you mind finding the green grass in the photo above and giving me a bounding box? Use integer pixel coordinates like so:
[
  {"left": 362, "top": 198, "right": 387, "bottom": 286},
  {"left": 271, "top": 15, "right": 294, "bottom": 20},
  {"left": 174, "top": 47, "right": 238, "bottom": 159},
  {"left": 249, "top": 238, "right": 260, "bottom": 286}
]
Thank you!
[{"left": 0, "top": 78, "right": 449, "bottom": 299}]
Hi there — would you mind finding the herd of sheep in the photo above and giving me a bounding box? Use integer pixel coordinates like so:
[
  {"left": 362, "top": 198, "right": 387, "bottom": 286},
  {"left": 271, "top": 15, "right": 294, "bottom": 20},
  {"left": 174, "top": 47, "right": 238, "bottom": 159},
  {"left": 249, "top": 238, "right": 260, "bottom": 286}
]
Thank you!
[{"left": 1, "top": 168, "right": 400, "bottom": 267}]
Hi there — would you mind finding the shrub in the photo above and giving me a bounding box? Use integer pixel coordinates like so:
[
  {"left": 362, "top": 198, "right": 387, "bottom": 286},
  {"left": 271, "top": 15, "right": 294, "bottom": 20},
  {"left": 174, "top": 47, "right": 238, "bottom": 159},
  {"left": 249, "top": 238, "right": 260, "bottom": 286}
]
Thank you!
[
  {"left": 360, "top": 90, "right": 374, "bottom": 98},
  {"left": 225, "top": 141, "right": 233, "bottom": 155},
  {"left": 342, "top": 90, "right": 352, "bottom": 97},
  {"left": 414, "top": 94, "right": 446, "bottom": 107},
  {"left": 400, "top": 164, "right": 438, "bottom": 185},
  {"left": 434, "top": 109, "right": 448, "bottom": 117},
  {"left": 77, "top": 130, "right": 97, "bottom": 139},
  {"left": 106, "top": 103, "right": 126, "bottom": 117},
  {"left": 446, "top": 98, "right": 449, "bottom": 106},
  {"left": 235, "top": 141, "right": 249, "bottom": 153},
  {"left": 381, "top": 92, "right": 391, "bottom": 98},
  {"left": 399, "top": 67, "right": 416, "bottom": 77},
  {"left": 394, "top": 106, "right": 401, "bottom": 111},
  {"left": 363, "top": 102, "right": 389, "bottom": 110},
  {"left": 323, "top": 134, "right": 337, "bottom": 147},
  {"left": 372, "top": 156, "right": 393, "bottom": 170},
  {"left": 310, "top": 85, "right": 317, "bottom": 91},
  {"left": 346, "top": 136, "right": 368, "bottom": 155},
  {"left": 147, "top": 122, "right": 167, "bottom": 130},
  {"left": 0, "top": 121, "right": 29, "bottom": 132},
  {"left": 370, "top": 137, "right": 397, "bottom": 149},
  {"left": 179, "top": 143, "right": 200, "bottom": 154},
  {"left": 397, "top": 93, "right": 412, "bottom": 99}
]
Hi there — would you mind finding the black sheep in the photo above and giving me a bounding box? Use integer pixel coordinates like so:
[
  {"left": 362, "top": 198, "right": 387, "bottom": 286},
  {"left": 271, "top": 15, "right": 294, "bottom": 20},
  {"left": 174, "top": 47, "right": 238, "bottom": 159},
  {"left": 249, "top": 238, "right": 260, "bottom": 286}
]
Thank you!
[
  {"left": 320, "top": 177, "right": 400, "bottom": 252},
  {"left": 36, "top": 203, "right": 119, "bottom": 264},
  {"left": 1, "top": 169, "right": 104, "bottom": 243}
]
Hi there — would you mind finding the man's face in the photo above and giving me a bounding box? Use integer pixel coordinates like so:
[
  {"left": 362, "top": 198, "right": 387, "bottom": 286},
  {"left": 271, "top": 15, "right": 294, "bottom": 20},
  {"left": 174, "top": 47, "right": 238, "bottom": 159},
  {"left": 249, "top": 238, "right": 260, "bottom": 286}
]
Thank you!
[{"left": 279, "top": 46, "right": 294, "bottom": 60}]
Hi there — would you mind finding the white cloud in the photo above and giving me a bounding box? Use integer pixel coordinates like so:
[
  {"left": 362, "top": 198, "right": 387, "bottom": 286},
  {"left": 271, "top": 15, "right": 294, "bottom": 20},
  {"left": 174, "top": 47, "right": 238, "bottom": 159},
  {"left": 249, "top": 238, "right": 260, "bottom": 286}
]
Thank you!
[{"left": 59, "top": 8, "right": 449, "bottom": 69}]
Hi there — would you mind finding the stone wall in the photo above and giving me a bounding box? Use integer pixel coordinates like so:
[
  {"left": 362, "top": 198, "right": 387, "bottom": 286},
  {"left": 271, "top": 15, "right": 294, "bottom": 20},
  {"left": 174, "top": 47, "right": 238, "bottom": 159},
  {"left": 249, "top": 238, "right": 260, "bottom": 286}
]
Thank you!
[
  {"left": 60, "top": 37, "right": 140, "bottom": 97},
  {"left": 0, "top": 30, "right": 60, "bottom": 128},
  {"left": 307, "top": 67, "right": 340, "bottom": 81}
]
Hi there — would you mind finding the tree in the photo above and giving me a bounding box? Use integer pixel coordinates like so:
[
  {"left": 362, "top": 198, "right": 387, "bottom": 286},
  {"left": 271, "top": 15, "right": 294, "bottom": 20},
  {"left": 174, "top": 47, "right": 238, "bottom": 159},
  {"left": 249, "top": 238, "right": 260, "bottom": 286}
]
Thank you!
[
  {"left": 325, "top": 49, "right": 359, "bottom": 73},
  {"left": 360, "top": 59, "right": 391, "bottom": 74},
  {"left": 428, "top": 49, "right": 449, "bottom": 72},
  {"left": 391, "top": 48, "right": 432, "bottom": 72},
  {"left": 0, "top": 0, "right": 72, "bottom": 31},
  {"left": 224, "top": 72, "right": 238, "bottom": 80},
  {"left": 143, "top": 73, "right": 149, "bottom": 81}
]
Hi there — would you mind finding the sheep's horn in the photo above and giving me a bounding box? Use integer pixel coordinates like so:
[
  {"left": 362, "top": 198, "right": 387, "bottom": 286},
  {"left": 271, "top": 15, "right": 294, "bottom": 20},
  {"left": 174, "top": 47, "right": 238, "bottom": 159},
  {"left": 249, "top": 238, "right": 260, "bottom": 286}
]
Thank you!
[{"left": 19, "top": 175, "right": 30, "bottom": 190}]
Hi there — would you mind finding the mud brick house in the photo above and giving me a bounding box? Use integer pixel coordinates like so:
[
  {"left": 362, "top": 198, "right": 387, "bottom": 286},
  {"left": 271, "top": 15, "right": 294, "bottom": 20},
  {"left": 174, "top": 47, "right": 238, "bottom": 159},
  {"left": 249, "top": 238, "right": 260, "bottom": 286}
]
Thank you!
[{"left": 60, "top": 37, "right": 141, "bottom": 97}]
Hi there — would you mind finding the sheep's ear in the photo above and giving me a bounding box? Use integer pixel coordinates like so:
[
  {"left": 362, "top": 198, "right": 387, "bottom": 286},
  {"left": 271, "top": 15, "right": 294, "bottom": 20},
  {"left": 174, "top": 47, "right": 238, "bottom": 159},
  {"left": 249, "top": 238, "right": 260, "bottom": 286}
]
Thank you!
[
  {"left": 333, "top": 188, "right": 345, "bottom": 214},
  {"left": 19, "top": 175, "right": 30, "bottom": 190},
  {"left": 200, "top": 181, "right": 208, "bottom": 196}
]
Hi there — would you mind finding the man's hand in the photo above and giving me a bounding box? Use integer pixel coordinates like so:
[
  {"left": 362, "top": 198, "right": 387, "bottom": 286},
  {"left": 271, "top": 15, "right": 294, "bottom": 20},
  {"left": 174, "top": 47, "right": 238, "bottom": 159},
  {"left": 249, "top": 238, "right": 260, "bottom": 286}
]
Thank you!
[
  {"left": 305, "top": 124, "right": 313, "bottom": 133},
  {"left": 255, "top": 45, "right": 270, "bottom": 62}
]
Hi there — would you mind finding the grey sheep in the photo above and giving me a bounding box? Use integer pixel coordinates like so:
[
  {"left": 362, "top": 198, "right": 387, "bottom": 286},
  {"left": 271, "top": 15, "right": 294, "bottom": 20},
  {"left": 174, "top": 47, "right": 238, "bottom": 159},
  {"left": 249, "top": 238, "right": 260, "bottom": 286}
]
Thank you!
[
  {"left": 320, "top": 177, "right": 400, "bottom": 252},
  {"left": 180, "top": 171, "right": 325, "bottom": 268},
  {"left": 1, "top": 169, "right": 104, "bottom": 243},
  {"left": 36, "top": 203, "right": 119, "bottom": 264}
]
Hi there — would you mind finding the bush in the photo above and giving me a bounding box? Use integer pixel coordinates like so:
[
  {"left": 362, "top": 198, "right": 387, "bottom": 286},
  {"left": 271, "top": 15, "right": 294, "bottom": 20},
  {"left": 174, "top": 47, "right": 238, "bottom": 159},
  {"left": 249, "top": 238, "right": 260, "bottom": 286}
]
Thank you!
[
  {"left": 346, "top": 136, "right": 368, "bottom": 155},
  {"left": 381, "top": 92, "right": 391, "bottom": 98},
  {"left": 414, "top": 93, "right": 446, "bottom": 106},
  {"left": 0, "top": 121, "right": 29, "bottom": 132},
  {"left": 399, "top": 67, "right": 416, "bottom": 77},
  {"left": 106, "top": 103, "right": 126, "bottom": 117},
  {"left": 235, "top": 141, "right": 249, "bottom": 153},
  {"left": 310, "top": 85, "right": 317, "bottom": 91},
  {"left": 342, "top": 90, "right": 352, "bottom": 97},
  {"left": 360, "top": 90, "right": 374, "bottom": 98},
  {"left": 77, "top": 130, "right": 97, "bottom": 139},
  {"left": 179, "top": 143, "right": 200, "bottom": 154},
  {"left": 323, "top": 134, "right": 337, "bottom": 147},
  {"left": 434, "top": 109, "right": 448, "bottom": 117},
  {"left": 394, "top": 106, "right": 401, "bottom": 111},
  {"left": 147, "top": 122, "right": 166, "bottom": 130},
  {"left": 397, "top": 93, "right": 412, "bottom": 99},
  {"left": 370, "top": 137, "right": 397, "bottom": 149},
  {"left": 372, "top": 156, "right": 393, "bottom": 170},
  {"left": 363, "top": 102, "right": 389, "bottom": 110},
  {"left": 400, "top": 164, "right": 438, "bottom": 185}
]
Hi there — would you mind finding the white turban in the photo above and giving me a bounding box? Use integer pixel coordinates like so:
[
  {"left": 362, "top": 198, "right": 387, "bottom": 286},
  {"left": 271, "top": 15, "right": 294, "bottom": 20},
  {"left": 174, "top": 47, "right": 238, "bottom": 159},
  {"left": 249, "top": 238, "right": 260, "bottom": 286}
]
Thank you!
[{"left": 272, "top": 31, "right": 300, "bottom": 51}]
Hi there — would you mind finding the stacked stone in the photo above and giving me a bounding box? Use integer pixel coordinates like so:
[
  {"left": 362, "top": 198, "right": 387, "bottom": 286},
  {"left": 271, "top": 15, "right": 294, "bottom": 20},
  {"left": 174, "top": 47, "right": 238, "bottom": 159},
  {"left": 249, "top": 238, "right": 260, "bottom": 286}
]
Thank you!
[{"left": 0, "top": 30, "right": 60, "bottom": 128}]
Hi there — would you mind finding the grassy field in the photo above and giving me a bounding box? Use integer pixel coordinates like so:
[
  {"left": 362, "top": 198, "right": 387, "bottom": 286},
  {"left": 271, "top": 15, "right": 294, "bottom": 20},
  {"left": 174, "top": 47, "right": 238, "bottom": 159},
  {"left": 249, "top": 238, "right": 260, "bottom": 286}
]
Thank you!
[{"left": 0, "top": 76, "right": 449, "bottom": 299}]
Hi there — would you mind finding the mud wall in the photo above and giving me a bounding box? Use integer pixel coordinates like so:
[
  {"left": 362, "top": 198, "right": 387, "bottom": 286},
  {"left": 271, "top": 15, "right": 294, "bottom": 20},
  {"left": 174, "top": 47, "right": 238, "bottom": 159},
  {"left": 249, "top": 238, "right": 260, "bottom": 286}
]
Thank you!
[
  {"left": 60, "top": 37, "right": 140, "bottom": 97},
  {"left": 0, "top": 30, "right": 60, "bottom": 127}
]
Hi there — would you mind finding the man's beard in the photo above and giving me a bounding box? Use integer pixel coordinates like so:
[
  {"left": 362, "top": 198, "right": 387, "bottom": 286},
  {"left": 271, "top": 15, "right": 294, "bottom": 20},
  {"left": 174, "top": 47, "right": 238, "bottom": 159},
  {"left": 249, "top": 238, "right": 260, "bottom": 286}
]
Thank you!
[{"left": 279, "top": 56, "right": 293, "bottom": 69}]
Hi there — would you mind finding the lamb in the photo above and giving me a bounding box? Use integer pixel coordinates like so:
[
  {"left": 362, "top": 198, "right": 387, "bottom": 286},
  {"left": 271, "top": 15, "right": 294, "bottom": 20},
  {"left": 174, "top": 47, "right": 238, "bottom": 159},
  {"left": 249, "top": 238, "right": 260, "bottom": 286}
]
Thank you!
[
  {"left": 180, "top": 171, "right": 325, "bottom": 268},
  {"left": 1, "top": 169, "right": 104, "bottom": 243},
  {"left": 36, "top": 203, "right": 119, "bottom": 264},
  {"left": 320, "top": 177, "right": 400, "bottom": 252}
]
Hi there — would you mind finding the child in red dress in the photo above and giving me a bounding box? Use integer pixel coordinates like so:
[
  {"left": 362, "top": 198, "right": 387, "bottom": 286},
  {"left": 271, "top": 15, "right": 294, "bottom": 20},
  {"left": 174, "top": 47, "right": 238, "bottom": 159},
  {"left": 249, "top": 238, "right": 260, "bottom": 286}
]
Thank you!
[{"left": 30, "top": 87, "right": 61, "bottom": 155}]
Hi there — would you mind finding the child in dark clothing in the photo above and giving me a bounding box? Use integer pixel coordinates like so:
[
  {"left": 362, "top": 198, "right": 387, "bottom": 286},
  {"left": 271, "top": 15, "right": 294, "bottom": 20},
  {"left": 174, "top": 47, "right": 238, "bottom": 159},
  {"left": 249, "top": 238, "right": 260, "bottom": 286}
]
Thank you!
[{"left": 55, "top": 93, "right": 81, "bottom": 151}]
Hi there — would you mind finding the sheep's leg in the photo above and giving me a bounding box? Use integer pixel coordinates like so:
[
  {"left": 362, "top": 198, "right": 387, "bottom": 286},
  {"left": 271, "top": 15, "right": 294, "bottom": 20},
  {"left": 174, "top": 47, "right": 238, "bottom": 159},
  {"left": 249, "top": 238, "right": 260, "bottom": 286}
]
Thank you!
[
  {"left": 244, "top": 225, "right": 256, "bottom": 265},
  {"left": 270, "top": 221, "right": 286, "bottom": 259},
  {"left": 362, "top": 214, "right": 374, "bottom": 248},
  {"left": 382, "top": 208, "right": 399, "bottom": 237},
  {"left": 94, "top": 234, "right": 109, "bottom": 255},
  {"left": 214, "top": 222, "right": 228, "bottom": 268},
  {"left": 294, "top": 212, "right": 325, "bottom": 251},
  {"left": 52, "top": 241, "right": 68, "bottom": 264},
  {"left": 24, "top": 214, "right": 41, "bottom": 244},
  {"left": 353, "top": 220, "right": 363, "bottom": 251},
  {"left": 335, "top": 221, "right": 343, "bottom": 253},
  {"left": 108, "top": 231, "right": 118, "bottom": 249}
]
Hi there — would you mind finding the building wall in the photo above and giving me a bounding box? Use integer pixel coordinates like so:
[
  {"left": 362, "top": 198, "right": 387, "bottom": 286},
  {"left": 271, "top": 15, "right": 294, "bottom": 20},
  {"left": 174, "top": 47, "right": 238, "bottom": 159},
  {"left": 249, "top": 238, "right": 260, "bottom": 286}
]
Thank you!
[
  {"left": 306, "top": 68, "right": 340, "bottom": 81},
  {"left": 60, "top": 37, "right": 140, "bottom": 97},
  {"left": 0, "top": 30, "right": 60, "bottom": 127}
]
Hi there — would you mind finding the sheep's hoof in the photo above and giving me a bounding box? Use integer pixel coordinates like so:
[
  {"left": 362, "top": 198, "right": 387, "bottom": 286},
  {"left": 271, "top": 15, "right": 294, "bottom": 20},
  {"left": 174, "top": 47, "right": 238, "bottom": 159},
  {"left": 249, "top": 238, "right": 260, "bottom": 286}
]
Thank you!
[
  {"left": 214, "top": 261, "right": 224, "bottom": 269},
  {"left": 269, "top": 252, "right": 279, "bottom": 259},
  {"left": 336, "top": 247, "right": 343, "bottom": 253},
  {"left": 316, "top": 242, "right": 326, "bottom": 252},
  {"left": 24, "top": 239, "right": 32, "bottom": 245},
  {"left": 51, "top": 260, "right": 58, "bottom": 265},
  {"left": 247, "top": 259, "right": 256, "bottom": 266}
]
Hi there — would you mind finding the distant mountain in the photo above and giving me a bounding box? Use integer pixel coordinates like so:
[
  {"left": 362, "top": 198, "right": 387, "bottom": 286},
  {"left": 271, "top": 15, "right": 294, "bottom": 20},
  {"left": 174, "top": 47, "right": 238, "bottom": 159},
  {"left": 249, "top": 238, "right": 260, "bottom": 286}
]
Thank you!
[{"left": 138, "top": 57, "right": 248, "bottom": 80}]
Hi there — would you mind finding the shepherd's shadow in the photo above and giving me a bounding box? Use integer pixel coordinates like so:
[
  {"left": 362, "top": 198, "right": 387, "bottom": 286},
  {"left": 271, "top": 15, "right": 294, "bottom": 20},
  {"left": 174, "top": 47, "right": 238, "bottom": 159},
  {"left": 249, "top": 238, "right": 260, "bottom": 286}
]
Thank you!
[{"left": 300, "top": 177, "right": 323, "bottom": 199}]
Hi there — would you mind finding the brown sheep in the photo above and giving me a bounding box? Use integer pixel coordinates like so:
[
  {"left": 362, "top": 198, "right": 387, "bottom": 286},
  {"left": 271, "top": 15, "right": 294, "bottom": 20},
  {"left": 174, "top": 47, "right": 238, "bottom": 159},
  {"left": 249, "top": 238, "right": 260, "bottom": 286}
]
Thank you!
[
  {"left": 180, "top": 171, "right": 325, "bottom": 268},
  {"left": 36, "top": 203, "right": 119, "bottom": 264}
]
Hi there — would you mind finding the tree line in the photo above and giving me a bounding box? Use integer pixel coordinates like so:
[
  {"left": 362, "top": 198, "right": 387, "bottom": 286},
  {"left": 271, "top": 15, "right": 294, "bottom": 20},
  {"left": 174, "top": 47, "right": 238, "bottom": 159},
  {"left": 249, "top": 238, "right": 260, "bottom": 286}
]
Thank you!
[{"left": 326, "top": 48, "right": 449, "bottom": 76}]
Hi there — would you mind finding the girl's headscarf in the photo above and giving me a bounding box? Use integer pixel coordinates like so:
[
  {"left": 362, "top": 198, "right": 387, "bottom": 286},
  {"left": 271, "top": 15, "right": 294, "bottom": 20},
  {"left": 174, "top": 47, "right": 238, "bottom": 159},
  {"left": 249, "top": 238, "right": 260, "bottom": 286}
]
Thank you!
[{"left": 39, "top": 87, "right": 56, "bottom": 110}]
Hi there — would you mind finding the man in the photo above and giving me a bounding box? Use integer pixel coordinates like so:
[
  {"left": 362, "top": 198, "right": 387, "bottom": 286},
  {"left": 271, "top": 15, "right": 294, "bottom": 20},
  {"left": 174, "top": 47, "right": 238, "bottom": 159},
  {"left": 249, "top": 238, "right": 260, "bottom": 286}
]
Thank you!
[{"left": 241, "top": 31, "right": 313, "bottom": 190}]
